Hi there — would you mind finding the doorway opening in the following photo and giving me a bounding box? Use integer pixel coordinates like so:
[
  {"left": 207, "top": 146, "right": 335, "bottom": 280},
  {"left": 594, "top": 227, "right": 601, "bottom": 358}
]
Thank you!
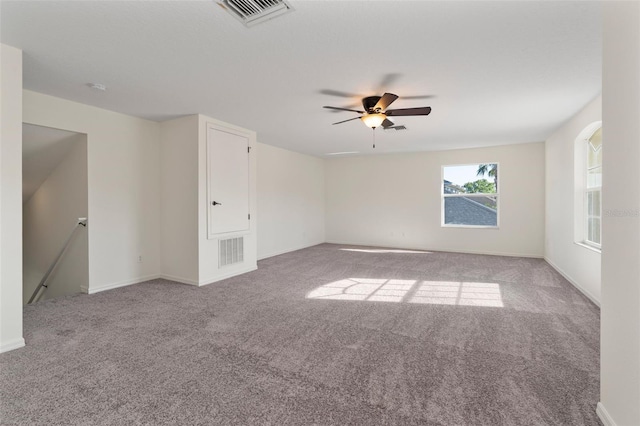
[{"left": 22, "top": 123, "right": 88, "bottom": 305}]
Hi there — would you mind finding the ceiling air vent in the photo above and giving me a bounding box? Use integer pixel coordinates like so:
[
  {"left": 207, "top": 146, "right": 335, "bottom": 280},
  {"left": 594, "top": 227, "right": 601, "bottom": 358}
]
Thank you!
[
  {"left": 384, "top": 125, "right": 407, "bottom": 131},
  {"left": 219, "top": 0, "right": 294, "bottom": 28}
]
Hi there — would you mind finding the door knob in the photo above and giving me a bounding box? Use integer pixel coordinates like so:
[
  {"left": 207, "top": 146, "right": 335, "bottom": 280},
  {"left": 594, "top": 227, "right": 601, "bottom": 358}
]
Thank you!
[{"left": 212, "top": 201, "right": 222, "bottom": 206}]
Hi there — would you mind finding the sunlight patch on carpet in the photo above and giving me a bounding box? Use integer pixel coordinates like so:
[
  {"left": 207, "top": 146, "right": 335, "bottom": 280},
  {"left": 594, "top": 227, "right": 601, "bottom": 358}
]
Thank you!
[
  {"left": 409, "top": 281, "right": 503, "bottom": 307},
  {"left": 339, "top": 248, "right": 432, "bottom": 254},
  {"left": 307, "top": 278, "right": 503, "bottom": 307}
]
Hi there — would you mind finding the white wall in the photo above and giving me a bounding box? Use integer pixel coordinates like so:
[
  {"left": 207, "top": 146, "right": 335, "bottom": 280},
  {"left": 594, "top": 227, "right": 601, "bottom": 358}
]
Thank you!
[
  {"left": 325, "top": 142, "right": 545, "bottom": 257},
  {"left": 599, "top": 3, "right": 640, "bottom": 426},
  {"left": 545, "top": 96, "right": 601, "bottom": 305},
  {"left": 160, "top": 114, "right": 259, "bottom": 286},
  {"left": 23, "top": 90, "right": 161, "bottom": 293},
  {"left": 161, "top": 117, "right": 322, "bottom": 280},
  {"left": 23, "top": 137, "right": 88, "bottom": 304},
  {"left": 197, "top": 115, "right": 257, "bottom": 285},
  {"left": 159, "top": 115, "right": 199, "bottom": 285},
  {"left": 256, "top": 143, "right": 325, "bottom": 259},
  {"left": 0, "top": 44, "right": 25, "bottom": 353}
]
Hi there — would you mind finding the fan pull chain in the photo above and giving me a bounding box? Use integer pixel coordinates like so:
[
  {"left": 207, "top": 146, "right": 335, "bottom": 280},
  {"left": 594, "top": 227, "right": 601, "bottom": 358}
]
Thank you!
[{"left": 372, "top": 128, "right": 376, "bottom": 149}]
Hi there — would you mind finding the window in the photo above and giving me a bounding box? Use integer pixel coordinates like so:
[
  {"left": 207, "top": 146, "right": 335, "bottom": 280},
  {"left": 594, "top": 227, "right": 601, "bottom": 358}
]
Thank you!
[
  {"left": 442, "top": 163, "right": 499, "bottom": 228},
  {"left": 574, "top": 122, "right": 602, "bottom": 250},
  {"left": 584, "top": 126, "right": 602, "bottom": 248}
]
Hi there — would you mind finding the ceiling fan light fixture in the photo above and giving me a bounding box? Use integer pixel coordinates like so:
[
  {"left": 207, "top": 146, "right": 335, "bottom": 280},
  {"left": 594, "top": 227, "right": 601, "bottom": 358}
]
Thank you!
[{"left": 361, "top": 113, "right": 386, "bottom": 129}]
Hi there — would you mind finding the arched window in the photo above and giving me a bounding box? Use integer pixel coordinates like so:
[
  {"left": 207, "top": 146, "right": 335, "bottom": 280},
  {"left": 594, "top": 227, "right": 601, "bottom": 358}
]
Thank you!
[{"left": 575, "top": 122, "right": 602, "bottom": 249}]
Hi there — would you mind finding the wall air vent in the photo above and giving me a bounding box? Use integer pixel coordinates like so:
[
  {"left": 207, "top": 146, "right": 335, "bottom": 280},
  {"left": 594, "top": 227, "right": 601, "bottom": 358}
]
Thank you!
[
  {"left": 218, "top": 0, "right": 294, "bottom": 28},
  {"left": 219, "top": 237, "right": 244, "bottom": 267}
]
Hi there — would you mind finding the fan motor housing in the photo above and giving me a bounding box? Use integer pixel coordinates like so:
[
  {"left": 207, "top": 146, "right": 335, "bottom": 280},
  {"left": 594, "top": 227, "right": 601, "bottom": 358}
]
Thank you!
[{"left": 363, "top": 96, "right": 382, "bottom": 112}]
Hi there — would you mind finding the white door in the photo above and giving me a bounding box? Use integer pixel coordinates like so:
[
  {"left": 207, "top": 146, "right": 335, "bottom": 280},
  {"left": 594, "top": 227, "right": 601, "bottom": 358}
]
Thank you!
[{"left": 207, "top": 124, "right": 250, "bottom": 237}]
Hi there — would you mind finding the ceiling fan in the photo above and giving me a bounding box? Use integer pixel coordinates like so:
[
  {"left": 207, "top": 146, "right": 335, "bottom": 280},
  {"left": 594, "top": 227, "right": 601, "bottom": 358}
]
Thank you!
[{"left": 323, "top": 93, "right": 432, "bottom": 130}]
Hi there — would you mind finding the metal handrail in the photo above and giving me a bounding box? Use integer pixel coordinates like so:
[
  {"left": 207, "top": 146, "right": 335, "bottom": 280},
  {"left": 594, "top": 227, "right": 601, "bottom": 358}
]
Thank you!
[{"left": 27, "top": 218, "right": 87, "bottom": 304}]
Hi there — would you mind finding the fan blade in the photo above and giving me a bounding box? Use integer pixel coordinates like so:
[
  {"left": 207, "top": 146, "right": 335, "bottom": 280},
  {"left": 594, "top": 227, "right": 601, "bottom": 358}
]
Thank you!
[
  {"left": 319, "top": 89, "right": 361, "bottom": 98},
  {"left": 401, "top": 95, "right": 437, "bottom": 100},
  {"left": 381, "top": 118, "right": 395, "bottom": 128},
  {"left": 332, "top": 116, "right": 362, "bottom": 125},
  {"left": 376, "top": 73, "right": 402, "bottom": 92},
  {"left": 385, "top": 107, "right": 432, "bottom": 116},
  {"left": 323, "top": 106, "right": 365, "bottom": 114},
  {"left": 373, "top": 93, "right": 399, "bottom": 111}
]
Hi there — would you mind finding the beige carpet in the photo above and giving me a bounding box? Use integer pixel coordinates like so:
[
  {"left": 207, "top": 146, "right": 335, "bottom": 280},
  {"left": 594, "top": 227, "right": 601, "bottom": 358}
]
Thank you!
[{"left": 0, "top": 244, "right": 601, "bottom": 425}]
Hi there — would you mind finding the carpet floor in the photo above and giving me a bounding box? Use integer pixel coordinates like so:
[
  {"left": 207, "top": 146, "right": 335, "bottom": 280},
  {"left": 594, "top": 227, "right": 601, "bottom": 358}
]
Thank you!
[{"left": 0, "top": 244, "right": 601, "bottom": 425}]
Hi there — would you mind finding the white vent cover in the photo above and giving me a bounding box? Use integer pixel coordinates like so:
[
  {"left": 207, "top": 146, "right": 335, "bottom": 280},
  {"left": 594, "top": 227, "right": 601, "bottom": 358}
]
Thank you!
[
  {"left": 219, "top": 0, "right": 294, "bottom": 27},
  {"left": 219, "top": 237, "right": 244, "bottom": 267}
]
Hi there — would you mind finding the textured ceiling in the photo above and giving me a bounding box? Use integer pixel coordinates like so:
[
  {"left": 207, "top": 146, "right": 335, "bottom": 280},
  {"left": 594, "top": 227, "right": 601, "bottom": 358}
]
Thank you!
[{"left": 1, "top": 1, "right": 601, "bottom": 157}]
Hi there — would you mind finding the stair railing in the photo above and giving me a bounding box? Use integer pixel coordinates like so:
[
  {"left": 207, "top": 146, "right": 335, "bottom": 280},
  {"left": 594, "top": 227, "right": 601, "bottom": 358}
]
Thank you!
[{"left": 27, "top": 217, "right": 87, "bottom": 304}]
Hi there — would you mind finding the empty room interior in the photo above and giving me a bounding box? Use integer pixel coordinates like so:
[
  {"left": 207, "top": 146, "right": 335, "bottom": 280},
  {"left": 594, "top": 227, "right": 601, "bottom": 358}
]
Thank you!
[{"left": 1, "top": 1, "right": 639, "bottom": 425}]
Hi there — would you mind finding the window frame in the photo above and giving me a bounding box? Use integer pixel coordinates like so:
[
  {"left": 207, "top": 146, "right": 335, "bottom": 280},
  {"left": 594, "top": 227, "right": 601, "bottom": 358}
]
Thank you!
[
  {"left": 574, "top": 121, "right": 602, "bottom": 252},
  {"left": 583, "top": 130, "right": 602, "bottom": 249},
  {"left": 441, "top": 162, "right": 500, "bottom": 229}
]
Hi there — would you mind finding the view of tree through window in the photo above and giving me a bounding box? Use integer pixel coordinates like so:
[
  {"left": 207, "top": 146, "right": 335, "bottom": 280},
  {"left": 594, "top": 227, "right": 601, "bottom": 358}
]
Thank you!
[{"left": 442, "top": 164, "right": 498, "bottom": 227}]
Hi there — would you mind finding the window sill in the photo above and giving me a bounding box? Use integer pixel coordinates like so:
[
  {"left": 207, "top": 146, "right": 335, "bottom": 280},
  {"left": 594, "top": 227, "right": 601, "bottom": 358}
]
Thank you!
[
  {"left": 442, "top": 224, "right": 499, "bottom": 229},
  {"left": 574, "top": 241, "right": 601, "bottom": 254}
]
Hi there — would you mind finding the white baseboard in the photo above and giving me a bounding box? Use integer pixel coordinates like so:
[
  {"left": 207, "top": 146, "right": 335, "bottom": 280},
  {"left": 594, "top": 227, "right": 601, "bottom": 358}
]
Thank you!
[
  {"left": 544, "top": 257, "right": 600, "bottom": 307},
  {"left": 596, "top": 402, "right": 617, "bottom": 426},
  {"left": 432, "top": 248, "right": 543, "bottom": 258},
  {"left": 199, "top": 265, "right": 257, "bottom": 287},
  {"left": 257, "top": 241, "right": 324, "bottom": 260},
  {"left": 80, "top": 266, "right": 261, "bottom": 294},
  {"left": 158, "top": 274, "right": 199, "bottom": 286},
  {"left": 0, "top": 337, "right": 25, "bottom": 354},
  {"left": 324, "top": 240, "right": 543, "bottom": 259},
  {"left": 81, "top": 274, "right": 161, "bottom": 295}
]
